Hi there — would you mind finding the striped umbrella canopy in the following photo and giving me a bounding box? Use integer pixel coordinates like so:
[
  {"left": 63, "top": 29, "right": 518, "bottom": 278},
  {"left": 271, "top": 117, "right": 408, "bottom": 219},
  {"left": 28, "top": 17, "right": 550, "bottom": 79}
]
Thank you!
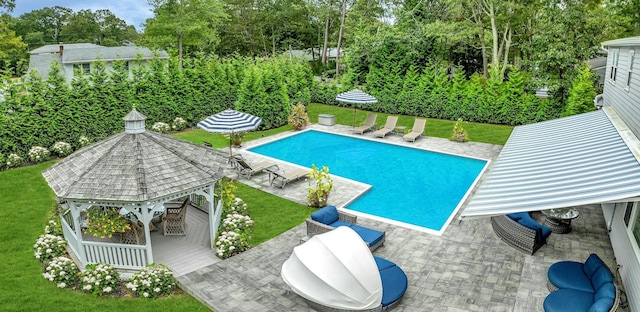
[
  {"left": 335, "top": 89, "right": 378, "bottom": 127},
  {"left": 197, "top": 109, "right": 262, "bottom": 156}
]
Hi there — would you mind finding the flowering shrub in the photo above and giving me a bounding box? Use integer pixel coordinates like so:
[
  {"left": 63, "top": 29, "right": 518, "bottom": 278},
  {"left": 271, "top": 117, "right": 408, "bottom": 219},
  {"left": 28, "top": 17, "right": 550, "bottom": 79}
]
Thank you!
[
  {"left": 43, "top": 256, "right": 78, "bottom": 289},
  {"left": 29, "top": 146, "right": 51, "bottom": 163},
  {"left": 6, "top": 153, "right": 24, "bottom": 168},
  {"left": 34, "top": 234, "right": 67, "bottom": 263},
  {"left": 221, "top": 179, "right": 238, "bottom": 214},
  {"left": 126, "top": 265, "right": 176, "bottom": 298},
  {"left": 451, "top": 118, "right": 468, "bottom": 142},
  {"left": 152, "top": 122, "right": 171, "bottom": 133},
  {"left": 78, "top": 136, "right": 91, "bottom": 147},
  {"left": 288, "top": 103, "right": 310, "bottom": 130},
  {"left": 171, "top": 117, "right": 187, "bottom": 131},
  {"left": 79, "top": 263, "right": 120, "bottom": 296},
  {"left": 215, "top": 231, "right": 250, "bottom": 259},
  {"left": 228, "top": 131, "right": 247, "bottom": 147},
  {"left": 85, "top": 207, "right": 131, "bottom": 238},
  {"left": 51, "top": 141, "right": 73, "bottom": 157},
  {"left": 221, "top": 212, "right": 254, "bottom": 233},
  {"left": 44, "top": 218, "right": 63, "bottom": 236},
  {"left": 307, "top": 164, "right": 333, "bottom": 208}
]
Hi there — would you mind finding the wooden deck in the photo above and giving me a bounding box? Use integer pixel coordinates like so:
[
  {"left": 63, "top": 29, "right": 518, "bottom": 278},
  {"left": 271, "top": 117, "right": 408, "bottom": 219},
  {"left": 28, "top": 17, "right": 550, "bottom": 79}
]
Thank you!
[{"left": 150, "top": 206, "right": 221, "bottom": 277}]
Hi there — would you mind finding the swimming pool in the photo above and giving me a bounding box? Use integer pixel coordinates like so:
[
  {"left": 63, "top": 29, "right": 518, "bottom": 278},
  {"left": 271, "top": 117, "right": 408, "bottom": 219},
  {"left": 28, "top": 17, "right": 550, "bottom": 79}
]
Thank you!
[{"left": 249, "top": 130, "right": 487, "bottom": 233}]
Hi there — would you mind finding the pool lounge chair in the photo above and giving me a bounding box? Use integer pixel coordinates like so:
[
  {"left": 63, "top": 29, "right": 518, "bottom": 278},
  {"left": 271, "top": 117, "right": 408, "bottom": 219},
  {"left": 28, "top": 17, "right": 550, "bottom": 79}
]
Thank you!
[
  {"left": 403, "top": 119, "right": 426, "bottom": 142},
  {"left": 270, "top": 168, "right": 309, "bottom": 188},
  {"left": 373, "top": 116, "right": 398, "bottom": 138},
  {"left": 232, "top": 158, "right": 279, "bottom": 179},
  {"left": 353, "top": 113, "right": 378, "bottom": 134}
]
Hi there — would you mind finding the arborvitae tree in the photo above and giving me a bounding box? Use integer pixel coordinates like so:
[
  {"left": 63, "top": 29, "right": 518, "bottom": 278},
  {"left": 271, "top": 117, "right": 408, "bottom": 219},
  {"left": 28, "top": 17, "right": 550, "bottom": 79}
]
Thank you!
[
  {"left": 235, "top": 65, "right": 267, "bottom": 124},
  {"left": 562, "top": 64, "right": 596, "bottom": 117},
  {"left": 463, "top": 74, "right": 487, "bottom": 122},
  {"left": 45, "top": 63, "right": 72, "bottom": 144},
  {"left": 13, "top": 70, "right": 49, "bottom": 154},
  {"left": 444, "top": 67, "right": 467, "bottom": 120},
  {"left": 109, "top": 59, "right": 136, "bottom": 126},
  {"left": 397, "top": 65, "right": 421, "bottom": 116},
  {"left": 280, "top": 57, "right": 312, "bottom": 105},
  {"left": 260, "top": 61, "right": 290, "bottom": 128},
  {"left": 87, "top": 61, "right": 117, "bottom": 137}
]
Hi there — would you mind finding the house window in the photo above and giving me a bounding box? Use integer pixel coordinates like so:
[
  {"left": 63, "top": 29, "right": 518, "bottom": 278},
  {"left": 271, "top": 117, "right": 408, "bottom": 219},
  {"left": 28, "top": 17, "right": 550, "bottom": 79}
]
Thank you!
[
  {"left": 73, "top": 63, "right": 91, "bottom": 75},
  {"left": 624, "top": 202, "right": 633, "bottom": 227},
  {"left": 124, "top": 61, "right": 130, "bottom": 72},
  {"left": 628, "top": 203, "right": 640, "bottom": 250},
  {"left": 626, "top": 50, "right": 635, "bottom": 90},
  {"left": 610, "top": 49, "right": 619, "bottom": 82}
]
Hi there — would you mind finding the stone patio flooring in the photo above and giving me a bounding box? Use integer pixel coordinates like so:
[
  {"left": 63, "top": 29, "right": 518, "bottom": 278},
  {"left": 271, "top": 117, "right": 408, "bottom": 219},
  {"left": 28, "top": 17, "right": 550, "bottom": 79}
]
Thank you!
[{"left": 177, "top": 124, "right": 621, "bottom": 311}]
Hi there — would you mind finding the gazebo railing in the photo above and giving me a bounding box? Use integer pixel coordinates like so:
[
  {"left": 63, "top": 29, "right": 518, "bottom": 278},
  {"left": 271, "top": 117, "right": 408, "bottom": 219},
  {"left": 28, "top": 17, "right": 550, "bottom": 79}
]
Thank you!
[
  {"left": 61, "top": 219, "right": 81, "bottom": 260},
  {"left": 83, "top": 242, "right": 148, "bottom": 270}
]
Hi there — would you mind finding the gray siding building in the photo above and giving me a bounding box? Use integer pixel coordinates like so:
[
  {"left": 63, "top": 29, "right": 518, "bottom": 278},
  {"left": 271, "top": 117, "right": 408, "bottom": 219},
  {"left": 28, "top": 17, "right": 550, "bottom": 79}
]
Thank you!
[{"left": 28, "top": 43, "right": 169, "bottom": 82}]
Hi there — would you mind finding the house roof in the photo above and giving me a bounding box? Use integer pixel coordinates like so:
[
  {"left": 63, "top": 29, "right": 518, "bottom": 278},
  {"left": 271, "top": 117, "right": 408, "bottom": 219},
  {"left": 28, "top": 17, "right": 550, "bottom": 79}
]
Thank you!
[
  {"left": 461, "top": 108, "right": 640, "bottom": 219},
  {"left": 588, "top": 57, "right": 608, "bottom": 69},
  {"left": 30, "top": 43, "right": 103, "bottom": 54},
  {"left": 601, "top": 36, "right": 640, "bottom": 48},
  {"left": 42, "top": 112, "right": 224, "bottom": 202},
  {"left": 61, "top": 46, "right": 169, "bottom": 63}
]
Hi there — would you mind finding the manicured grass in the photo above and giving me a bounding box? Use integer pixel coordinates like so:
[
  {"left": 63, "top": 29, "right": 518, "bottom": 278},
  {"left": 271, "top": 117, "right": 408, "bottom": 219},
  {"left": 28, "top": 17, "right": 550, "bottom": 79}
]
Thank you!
[
  {"left": 173, "top": 124, "right": 294, "bottom": 148},
  {"left": 234, "top": 182, "right": 313, "bottom": 245},
  {"left": 0, "top": 162, "right": 209, "bottom": 312}
]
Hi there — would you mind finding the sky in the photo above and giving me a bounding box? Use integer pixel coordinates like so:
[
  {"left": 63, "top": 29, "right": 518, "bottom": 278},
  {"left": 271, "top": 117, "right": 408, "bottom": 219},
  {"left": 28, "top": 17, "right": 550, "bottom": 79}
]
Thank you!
[{"left": 11, "top": 0, "right": 154, "bottom": 30}]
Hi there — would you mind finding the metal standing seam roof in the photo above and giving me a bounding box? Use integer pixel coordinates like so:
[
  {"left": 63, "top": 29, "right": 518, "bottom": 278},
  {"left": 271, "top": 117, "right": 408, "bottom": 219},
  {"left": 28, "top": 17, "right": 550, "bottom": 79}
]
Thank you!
[{"left": 461, "top": 109, "right": 640, "bottom": 218}]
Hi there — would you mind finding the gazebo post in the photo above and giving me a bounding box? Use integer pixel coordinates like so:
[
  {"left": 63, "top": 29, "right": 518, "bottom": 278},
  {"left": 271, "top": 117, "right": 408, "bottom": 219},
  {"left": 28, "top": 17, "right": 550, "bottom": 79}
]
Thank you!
[
  {"left": 141, "top": 203, "right": 154, "bottom": 265},
  {"left": 69, "top": 201, "right": 87, "bottom": 267}
]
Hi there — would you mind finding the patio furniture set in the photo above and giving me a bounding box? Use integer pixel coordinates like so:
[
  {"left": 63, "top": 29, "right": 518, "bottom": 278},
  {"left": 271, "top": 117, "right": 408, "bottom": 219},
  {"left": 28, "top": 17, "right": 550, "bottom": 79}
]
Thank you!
[{"left": 353, "top": 113, "right": 427, "bottom": 142}]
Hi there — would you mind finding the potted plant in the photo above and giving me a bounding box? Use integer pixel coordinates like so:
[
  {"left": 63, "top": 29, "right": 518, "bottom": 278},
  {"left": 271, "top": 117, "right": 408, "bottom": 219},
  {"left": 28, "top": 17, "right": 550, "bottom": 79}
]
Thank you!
[
  {"left": 288, "top": 103, "right": 310, "bottom": 130},
  {"left": 451, "top": 118, "right": 468, "bottom": 142},
  {"left": 307, "top": 164, "right": 333, "bottom": 208},
  {"left": 229, "top": 131, "right": 248, "bottom": 147},
  {"left": 85, "top": 207, "right": 131, "bottom": 238}
]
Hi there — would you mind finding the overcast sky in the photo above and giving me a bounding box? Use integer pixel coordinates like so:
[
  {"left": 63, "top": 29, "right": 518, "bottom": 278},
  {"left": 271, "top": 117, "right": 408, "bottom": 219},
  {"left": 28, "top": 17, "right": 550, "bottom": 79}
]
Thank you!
[{"left": 11, "top": 0, "right": 154, "bottom": 30}]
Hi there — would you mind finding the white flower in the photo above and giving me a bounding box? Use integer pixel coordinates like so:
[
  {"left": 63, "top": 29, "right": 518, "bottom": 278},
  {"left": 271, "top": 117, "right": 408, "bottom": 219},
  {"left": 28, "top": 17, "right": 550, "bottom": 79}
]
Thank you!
[
  {"left": 83, "top": 285, "right": 92, "bottom": 290},
  {"left": 154, "top": 287, "right": 161, "bottom": 293},
  {"left": 104, "top": 286, "right": 112, "bottom": 293},
  {"left": 57, "top": 282, "right": 66, "bottom": 288},
  {"left": 143, "top": 292, "right": 149, "bottom": 297}
]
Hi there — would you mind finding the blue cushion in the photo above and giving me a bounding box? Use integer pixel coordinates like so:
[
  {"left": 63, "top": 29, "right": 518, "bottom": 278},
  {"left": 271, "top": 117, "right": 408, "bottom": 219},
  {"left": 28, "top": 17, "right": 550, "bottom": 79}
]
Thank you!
[
  {"left": 311, "top": 205, "right": 339, "bottom": 225},
  {"left": 374, "top": 256, "right": 396, "bottom": 271},
  {"left": 518, "top": 216, "right": 547, "bottom": 243},
  {"left": 544, "top": 289, "right": 594, "bottom": 312},
  {"left": 594, "top": 283, "right": 616, "bottom": 302},
  {"left": 583, "top": 254, "right": 606, "bottom": 279},
  {"left": 590, "top": 267, "right": 613, "bottom": 291},
  {"left": 540, "top": 225, "right": 552, "bottom": 241},
  {"left": 379, "top": 265, "right": 408, "bottom": 307},
  {"left": 507, "top": 212, "right": 528, "bottom": 221},
  {"left": 350, "top": 224, "right": 385, "bottom": 247},
  {"left": 329, "top": 220, "right": 353, "bottom": 228},
  {"left": 588, "top": 298, "right": 614, "bottom": 312},
  {"left": 548, "top": 261, "right": 593, "bottom": 293}
]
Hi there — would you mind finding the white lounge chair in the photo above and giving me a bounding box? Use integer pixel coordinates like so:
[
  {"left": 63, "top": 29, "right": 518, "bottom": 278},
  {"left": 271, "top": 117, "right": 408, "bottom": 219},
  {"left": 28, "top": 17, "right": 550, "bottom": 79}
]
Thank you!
[
  {"left": 353, "top": 113, "right": 377, "bottom": 134},
  {"left": 403, "top": 118, "right": 427, "bottom": 142},
  {"left": 373, "top": 116, "right": 398, "bottom": 138}
]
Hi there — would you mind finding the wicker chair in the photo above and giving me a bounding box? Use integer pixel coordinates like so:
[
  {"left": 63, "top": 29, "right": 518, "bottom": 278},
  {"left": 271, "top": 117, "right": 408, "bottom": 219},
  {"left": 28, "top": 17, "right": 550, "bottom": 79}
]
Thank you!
[
  {"left": 490, "top": 214, "right": 549, "bottom": 255},
  {"left": 162, "top": 197, "right": 189, "bottom": 236},
  {"left": 306, "top": 206, "right": 385, "bottom": 252},
  {"left": 121, "top": 221, "right": 146, "bottom": 245}
]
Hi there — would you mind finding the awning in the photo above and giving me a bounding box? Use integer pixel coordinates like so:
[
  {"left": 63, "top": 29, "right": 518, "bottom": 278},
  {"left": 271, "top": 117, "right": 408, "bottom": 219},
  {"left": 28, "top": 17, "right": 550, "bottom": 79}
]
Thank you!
[{"left": 461, "top": 109, "right": 640, "bottom": 219}]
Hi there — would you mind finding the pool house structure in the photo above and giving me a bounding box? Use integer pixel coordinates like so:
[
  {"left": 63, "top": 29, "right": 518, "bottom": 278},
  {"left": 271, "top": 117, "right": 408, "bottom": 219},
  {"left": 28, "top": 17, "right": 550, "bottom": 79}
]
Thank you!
[{"left": 42, "top": 108, "right": 225, "bottom": 270}]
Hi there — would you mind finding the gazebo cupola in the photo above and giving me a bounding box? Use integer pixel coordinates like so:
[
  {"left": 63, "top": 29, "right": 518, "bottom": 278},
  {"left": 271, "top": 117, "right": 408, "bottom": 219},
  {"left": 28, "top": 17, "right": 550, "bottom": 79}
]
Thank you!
[{"left": 124, "top": 107, "right": 146, "bottom": 134}]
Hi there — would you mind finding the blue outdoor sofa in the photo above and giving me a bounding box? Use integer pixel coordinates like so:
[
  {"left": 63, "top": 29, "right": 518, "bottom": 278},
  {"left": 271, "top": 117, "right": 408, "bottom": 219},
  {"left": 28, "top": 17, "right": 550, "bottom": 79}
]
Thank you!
[
  {"left": 544, "top": 253, "right": 619, "bottom": 312},
  {"left": 306, "top": 205, "right": 386, "bottom": 251},
  {"left": 491, "top": 212, "right": 552, "bottom": 254}
]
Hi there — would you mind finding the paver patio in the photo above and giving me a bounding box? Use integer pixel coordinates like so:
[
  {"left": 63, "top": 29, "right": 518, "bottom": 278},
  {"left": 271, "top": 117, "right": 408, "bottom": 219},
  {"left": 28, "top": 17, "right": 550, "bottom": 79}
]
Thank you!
[{"left": 177, "top": 124, "right": 622, "bottom": 311}]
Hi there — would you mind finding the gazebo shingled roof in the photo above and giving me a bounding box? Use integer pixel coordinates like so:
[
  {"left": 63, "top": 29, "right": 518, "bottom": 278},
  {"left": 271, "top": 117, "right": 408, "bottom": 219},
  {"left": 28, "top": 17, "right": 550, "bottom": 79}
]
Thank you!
[{"left": 42, "top": 109, "right": 224, "bottom": 202}]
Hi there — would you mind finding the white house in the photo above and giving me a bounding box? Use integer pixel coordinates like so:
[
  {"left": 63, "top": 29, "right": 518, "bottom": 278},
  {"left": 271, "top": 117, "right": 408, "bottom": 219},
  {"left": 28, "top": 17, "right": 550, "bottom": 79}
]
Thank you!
[
  {"left": 460, "top": 36, "right": 640, "bottom": 310},
  {"left": 28, "top": 43, "right": 169, "bottom": 82}
]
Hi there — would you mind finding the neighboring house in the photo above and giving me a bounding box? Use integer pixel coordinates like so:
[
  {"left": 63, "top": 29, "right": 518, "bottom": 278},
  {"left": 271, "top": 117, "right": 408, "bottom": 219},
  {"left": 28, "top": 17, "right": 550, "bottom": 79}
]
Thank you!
[
  {"left": 588, "top": 54, "right": 608, "bottom": 89},
  {"left": 287, "top": 48, "right": 343, "bottom": 61},
  {"left": 460, "top": 36, "right": 640, "bottom": 310},
  {"left": 28, "top": 43, "right": 169, "bottom": 82}
]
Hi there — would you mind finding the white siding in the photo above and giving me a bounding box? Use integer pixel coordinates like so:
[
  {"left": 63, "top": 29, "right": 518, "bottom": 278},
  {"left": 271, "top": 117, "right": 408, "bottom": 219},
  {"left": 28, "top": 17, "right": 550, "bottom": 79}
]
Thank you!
[
  {"left": 604, "top": 202, "right": 640, "bottom": 311},
  {"left": 604, "top": 46, "right": 640, "bottom": 137}
]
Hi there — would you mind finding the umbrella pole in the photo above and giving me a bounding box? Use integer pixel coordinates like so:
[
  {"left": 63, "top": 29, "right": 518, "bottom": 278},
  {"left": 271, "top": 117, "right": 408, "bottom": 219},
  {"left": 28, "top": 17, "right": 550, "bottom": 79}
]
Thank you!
[
  {"left": 353, "top": 107, "right": 356, "bottom": 128},
  {"left": 229, "top": 131, "right": 233, "bottom": 158}
]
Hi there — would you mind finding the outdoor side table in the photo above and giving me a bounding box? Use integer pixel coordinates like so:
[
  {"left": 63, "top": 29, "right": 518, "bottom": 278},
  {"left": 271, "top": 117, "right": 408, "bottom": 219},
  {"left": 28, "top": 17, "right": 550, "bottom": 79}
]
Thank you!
[{"left": 541, "top": 208, "right": 580, "bottom": 234}]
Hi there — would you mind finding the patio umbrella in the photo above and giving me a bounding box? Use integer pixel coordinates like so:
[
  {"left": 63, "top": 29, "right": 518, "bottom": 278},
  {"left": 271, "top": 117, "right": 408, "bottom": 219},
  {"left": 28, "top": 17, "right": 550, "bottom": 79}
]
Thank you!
[
  {"left": 197, "top": 109, "right": 262, "bottom": 157},
  {"left": 335, "top": 89, "right": 378, "bottom": 128}
]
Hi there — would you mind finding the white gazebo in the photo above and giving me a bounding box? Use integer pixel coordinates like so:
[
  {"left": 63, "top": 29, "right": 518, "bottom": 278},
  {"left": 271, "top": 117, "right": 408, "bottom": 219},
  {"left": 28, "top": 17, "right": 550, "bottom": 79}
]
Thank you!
[{"left": 42, "top": 108, "right": 225, "bottom": 270}]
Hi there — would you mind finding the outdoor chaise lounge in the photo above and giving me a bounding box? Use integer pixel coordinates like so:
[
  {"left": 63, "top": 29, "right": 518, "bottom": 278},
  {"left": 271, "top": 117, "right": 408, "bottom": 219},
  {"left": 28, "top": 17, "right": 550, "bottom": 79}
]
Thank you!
[
  {"left": 269, "top": 168, "right": 309, "bottom": 188},
  {"left": 373, "top": 116, "right": 398, "bottom": 138},
  {"left": 353, "top": 113, "right": 378, "bottom": 134},
  {"left": 306, "top": 205, "right": 385, "bottom": 251},
  {"left": 544, "top": 254, "right": 619, "bottom": 312},
  {"left": 403, "top": 118, "right": 426, "bottom": 142},
  {"left": 491, "top": 212, "right": 551, "bottom": 254},
  {"left": 281, "top": 226, "right": 408, "bottom": 312},
  {"left": 231, "top": 158, "right": 278, "bottom": 179}
]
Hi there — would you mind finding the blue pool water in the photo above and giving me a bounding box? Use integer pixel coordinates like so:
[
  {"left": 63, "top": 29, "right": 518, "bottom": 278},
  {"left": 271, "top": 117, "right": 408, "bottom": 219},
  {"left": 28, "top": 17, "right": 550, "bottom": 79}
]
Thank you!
[{"left": 249, "top": 130, "right": 487, "bottom": 231}]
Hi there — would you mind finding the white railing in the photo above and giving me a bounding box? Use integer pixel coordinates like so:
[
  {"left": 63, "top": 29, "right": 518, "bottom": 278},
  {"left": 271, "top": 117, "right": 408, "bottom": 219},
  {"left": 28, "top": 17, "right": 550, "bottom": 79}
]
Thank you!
[
  {"left": 83, "top": 242, "right": 148, "bottom": 270},
  {"left": 61, "top": 220, "right": 81, "bottom": 259}
]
